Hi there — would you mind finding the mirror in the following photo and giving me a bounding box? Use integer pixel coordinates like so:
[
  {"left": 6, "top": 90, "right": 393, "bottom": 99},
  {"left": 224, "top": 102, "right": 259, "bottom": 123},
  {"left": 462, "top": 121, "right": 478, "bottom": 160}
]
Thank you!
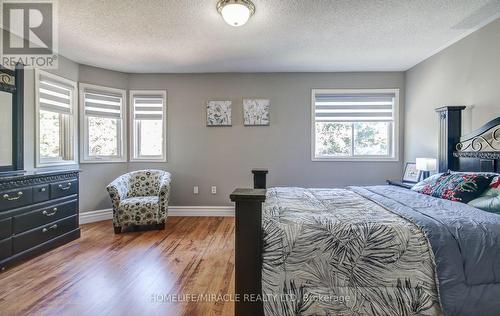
[
  {"left": 0, "top": 64, "right": 23, "bottom": 175},
  {"left": 0, "top": 91, "right": 13, "bottom": 166}
]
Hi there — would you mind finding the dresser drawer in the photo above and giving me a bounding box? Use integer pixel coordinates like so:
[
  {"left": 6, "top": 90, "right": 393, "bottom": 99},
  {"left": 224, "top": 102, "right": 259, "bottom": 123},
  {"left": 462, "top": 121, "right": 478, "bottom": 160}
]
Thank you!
[
  {"left": 50, "top": 179, "right": 78, "bottom": 199},
  {"left": 0, "top": 238, "right": 12, "bottom": 261},
  {"left": 13, "top": 200, "right": 78, "bottom": 234},
  {"left": 0, "top": 218, "right": 12, "bottom": 240},
  {"left": 0, "top": 187, "right": 33, "bottom": 211},
  {"left": 12, "top": 215, "right": 78, "bottom": 254},
  {"left": 33, "top": 184, "right": 50, "bottom": 203}
]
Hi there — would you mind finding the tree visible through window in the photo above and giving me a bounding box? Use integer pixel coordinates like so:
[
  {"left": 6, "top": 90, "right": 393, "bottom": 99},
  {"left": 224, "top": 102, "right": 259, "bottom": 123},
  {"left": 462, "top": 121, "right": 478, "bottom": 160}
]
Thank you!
[
  {"left": 81, "top": 84, "right": 126, "bottom": 162},
  {"left": 36, "top": 70, "right": 77, "bottom": 167},
  {"left": 312, "top": 89, "right": 398, "bottom": 160},
  {"left": 88, "top": 116, "right": 119, "bottom": 156},
  {"left": 39, "top": 110, "right": 62, "bottom": 158}
]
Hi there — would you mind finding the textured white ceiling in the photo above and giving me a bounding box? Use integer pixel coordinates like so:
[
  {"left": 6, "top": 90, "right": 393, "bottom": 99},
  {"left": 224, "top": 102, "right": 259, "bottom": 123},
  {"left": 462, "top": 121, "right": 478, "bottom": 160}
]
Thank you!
[{"left": 58, "top": 0, "right": 500, "bottom": 73}]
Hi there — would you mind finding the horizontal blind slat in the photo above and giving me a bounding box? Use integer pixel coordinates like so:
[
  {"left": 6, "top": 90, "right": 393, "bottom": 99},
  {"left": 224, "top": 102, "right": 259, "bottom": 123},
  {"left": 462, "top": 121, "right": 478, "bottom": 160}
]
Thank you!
[
  {"left": 39, "top": 92, "right": 70, "bottom": 105},
  {"left": 85, "top": 110, "right": 121, "bottom": 119},
  {"left": 84, "top": 102, "right": 121, "bottom": 111},
  {"left": 135, "top": 114, "right": 163, "bottom": 120},
  {"left": 316, "top": 118, "right": 393, "bottom": 122},
  {"left": 84, "top": 89, "right": 122, "bottom": 99},
  {"left": 134, "top": 98, "right": 163, "bottom": 104},
  {"left": 315, "top": 112, "right": 393, "bottom": 118},
  {"left": 134, "top": 106, "right": 163, "bottom": 112},
  {"left": 315, "top": 104, "right": 392, "bottom": 110},
  {"left": 84, "top": 88, "right": 123, "bottom": 119},
  {"left": 314, "top": 92, "right": 395, "bottom": 122},
  {"left": 39, "top": 82, "right": 71, "bottom": 97},
  {"left": 38, "top": 77, "right": 73, "bottom": 114},
  {"left": 39, "top": 74, "right": 74, "bottom": 88},
  {"left": 133, "top": 95, "right": 164, "bottom": 120},
  {"left": 39, "top": 102, "right": 71, "bottom": 114},
  {"left": 315, "top": 94, "right": 394, "bottom": 102}
]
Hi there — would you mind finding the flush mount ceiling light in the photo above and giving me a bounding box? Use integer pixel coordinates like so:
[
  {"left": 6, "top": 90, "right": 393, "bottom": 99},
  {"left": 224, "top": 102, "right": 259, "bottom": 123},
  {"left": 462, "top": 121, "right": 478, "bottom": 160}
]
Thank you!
[{"left": 217, "top": 0, "right": 255, "bottom": 27}]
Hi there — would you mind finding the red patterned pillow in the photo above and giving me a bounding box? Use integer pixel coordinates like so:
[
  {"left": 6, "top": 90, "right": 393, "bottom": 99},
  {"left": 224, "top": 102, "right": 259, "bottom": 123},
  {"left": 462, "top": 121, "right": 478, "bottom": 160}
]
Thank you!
[{"left": 418, "top": 173, "right": 495, "bottom": 203}]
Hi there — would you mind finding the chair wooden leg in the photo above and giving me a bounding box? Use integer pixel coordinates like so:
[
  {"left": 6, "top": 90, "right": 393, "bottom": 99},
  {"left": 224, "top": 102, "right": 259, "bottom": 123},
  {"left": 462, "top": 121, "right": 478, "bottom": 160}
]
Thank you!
[{"left": 114, "top": 226, "right": 121, "bottom": 234}]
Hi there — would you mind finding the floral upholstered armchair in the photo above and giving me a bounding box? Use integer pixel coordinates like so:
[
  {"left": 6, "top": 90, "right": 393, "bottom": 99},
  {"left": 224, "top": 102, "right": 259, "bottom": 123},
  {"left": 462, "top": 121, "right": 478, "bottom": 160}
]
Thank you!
[{"left": 106, "top": 170, "right": 171, "bottom": 233}]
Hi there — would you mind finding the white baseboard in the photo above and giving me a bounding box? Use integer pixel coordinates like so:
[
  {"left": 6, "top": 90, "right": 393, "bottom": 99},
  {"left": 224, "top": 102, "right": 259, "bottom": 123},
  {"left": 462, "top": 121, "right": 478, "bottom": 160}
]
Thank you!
[
  {"left": 79, "top": 206, "right": 235, "bottom": 224},
  {"left": 80, "top": 208, "right": 112, "bottom": 224},
  {"left": 168, "top": 206, "right": 235, "bottom": 217}
]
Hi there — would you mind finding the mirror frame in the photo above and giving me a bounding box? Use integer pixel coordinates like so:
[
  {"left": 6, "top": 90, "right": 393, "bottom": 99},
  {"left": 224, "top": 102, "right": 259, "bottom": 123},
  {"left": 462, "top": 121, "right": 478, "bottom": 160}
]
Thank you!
[{"left": 0, "top": 63, "right": 24, "bottom": 175}]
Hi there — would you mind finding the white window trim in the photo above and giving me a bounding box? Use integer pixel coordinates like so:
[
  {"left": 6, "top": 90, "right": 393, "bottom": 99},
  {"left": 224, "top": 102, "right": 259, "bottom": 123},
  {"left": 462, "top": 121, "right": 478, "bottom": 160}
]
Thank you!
[
  {"left": 129, "top": 90, "right": 167, "bottom": 162},
  {"left": 311, "top": 88, "right": 400, "bottom": 162},
  {"left": 79, "top": 83, "right": 127, "bottom": 163},
  {"left": 35, "top": 69, "right": 78, "bottom": 168}
]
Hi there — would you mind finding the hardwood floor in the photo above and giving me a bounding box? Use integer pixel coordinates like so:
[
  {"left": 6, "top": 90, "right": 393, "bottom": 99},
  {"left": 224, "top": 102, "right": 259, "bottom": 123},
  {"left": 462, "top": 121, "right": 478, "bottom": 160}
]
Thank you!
[{"left": 0, "top": 217, "right": 235, "bottom": 316}]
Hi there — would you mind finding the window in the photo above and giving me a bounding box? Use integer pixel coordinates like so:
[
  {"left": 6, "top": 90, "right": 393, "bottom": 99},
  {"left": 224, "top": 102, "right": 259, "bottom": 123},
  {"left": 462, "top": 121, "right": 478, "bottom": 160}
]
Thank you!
[
  {"left": 80, "top": 83, "right": 127, "bottom": 162},
  {"left": 35, "top": 70, "right": 77, "bottom": 167},
  {"left": 312, "top": 89, "right": 399, "bottom": 161},
  {"left": 129, "top": 90, "right": 167, "bottom": 161}
]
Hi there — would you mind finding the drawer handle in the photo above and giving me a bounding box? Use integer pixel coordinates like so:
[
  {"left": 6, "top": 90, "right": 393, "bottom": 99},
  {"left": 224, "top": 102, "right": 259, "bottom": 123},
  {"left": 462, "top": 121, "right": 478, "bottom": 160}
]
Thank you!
[
  {"left": 40, "top": 187, "right": 46, "bottom": 192},
  {"left": 42, "top": 207, "right": 58, "bottom": 216},
  {"left": 2, "top": 191, "right": 23, "bottom": 201},
  {"left": 42, "top": 224, "right": 58, "bottom": 233},
  {"left": 58, "top": 183, "right": 72, "bottom": 190}
]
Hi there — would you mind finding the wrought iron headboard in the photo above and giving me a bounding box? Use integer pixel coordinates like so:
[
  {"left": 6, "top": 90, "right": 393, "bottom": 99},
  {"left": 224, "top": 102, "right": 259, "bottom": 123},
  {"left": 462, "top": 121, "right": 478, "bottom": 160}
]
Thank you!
[
  {"left": 455, "top": 117, "right": 500, "bottom": 158},
  {"left": 436, "top": 107, "right": 499, "bottom": 173}
]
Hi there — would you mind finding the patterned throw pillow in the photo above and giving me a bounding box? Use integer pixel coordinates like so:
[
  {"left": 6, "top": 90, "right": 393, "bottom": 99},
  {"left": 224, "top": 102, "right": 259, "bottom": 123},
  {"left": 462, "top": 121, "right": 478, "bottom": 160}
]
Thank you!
[
  {"left": 468, "top": 176, "right": 500, "bottom": 213},
  {"left": 411, "top": 172, "right": 446, "bottom": 192},
  {"left": 416, "top": 173, "right": 495, "bottom": 203}
]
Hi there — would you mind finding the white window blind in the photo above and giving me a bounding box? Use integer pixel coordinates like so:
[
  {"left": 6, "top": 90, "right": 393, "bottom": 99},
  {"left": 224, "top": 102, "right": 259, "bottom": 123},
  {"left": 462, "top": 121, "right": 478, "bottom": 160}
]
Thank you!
[
  {"left": 314, "top": 93, "right": 395, "bottom": 122},
  {"left": 133, "top": 94, "right": 164, "bottom": 120},
  {"left": 83, "top": 89, "right": 123, "bottom": 118},
  {"left": 38, "top": 75, "right": 73, "bottom": 114}
]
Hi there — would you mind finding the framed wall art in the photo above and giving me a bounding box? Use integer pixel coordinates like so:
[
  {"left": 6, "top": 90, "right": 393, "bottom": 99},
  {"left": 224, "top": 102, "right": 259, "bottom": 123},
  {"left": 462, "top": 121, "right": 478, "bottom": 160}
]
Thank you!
[
  {"left": 243, "top": 98, "right": 270, "bottom": 126},
  {"left": 206, "top": 100, "right": 232, "bottom": 126}
]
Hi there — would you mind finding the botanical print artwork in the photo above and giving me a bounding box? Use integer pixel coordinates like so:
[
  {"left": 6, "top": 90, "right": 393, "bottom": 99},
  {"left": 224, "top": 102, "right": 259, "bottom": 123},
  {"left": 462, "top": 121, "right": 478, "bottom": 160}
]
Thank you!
[
  {"left": 243, "top": 98, "right": 270, "bottom": 126},
  {"left": 206, "top": 100, "right": 232, "bottom": 126}
]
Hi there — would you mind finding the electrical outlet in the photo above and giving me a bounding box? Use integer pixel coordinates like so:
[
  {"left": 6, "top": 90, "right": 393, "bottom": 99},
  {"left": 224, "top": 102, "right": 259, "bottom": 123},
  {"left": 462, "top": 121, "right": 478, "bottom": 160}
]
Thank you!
[
  {"left": 193, "top": 186, "right": 199, "bottom": 194},
  {"left": 211, "top": 186, "right": 217, "bottom": 194}
]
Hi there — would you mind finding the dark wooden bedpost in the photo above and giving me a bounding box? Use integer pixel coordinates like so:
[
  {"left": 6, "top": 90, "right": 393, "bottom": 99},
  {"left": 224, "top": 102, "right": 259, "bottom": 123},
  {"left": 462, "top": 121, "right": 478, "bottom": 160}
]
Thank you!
[
  {"left": 230, "top": 169, "right": 268, "bottom": 316},
  {"left": 435, "top": 106, "right": 466, "bottom": 172},
  {"left": 252, "top": 169, "right": 268, "bottom": 189}
]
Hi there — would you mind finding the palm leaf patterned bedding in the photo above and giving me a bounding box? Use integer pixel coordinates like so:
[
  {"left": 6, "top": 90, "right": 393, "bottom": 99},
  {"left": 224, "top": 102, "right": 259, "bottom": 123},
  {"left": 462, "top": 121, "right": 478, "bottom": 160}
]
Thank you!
[{"left": 261, "top": 187, "right": 442, "bottom": 316}]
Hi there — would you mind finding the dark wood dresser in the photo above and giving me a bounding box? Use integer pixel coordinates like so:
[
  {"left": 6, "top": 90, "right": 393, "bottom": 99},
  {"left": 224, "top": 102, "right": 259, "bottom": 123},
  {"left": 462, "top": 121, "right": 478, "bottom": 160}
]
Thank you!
[{"left": 0, "top": 170, "right": 80, "bottom": 270}]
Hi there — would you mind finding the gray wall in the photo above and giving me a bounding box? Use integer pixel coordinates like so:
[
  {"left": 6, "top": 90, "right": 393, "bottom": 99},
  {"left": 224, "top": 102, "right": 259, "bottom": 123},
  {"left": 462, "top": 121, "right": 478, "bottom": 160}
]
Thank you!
[
  {"left": 405, "top": 18, "right": 500, "bottom": 161},
  {"left": 22, "top": 61, "right": 405, "bottom": 212},
  {"left": 77, "top": 70, "right": 405, "bottom": 212}
]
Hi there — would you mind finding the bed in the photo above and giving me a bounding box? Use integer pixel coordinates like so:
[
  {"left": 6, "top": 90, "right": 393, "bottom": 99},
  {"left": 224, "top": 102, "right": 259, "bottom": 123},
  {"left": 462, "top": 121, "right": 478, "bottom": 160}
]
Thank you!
[{"left": 230, "top": 108, "right": 500, "bottom": 316}]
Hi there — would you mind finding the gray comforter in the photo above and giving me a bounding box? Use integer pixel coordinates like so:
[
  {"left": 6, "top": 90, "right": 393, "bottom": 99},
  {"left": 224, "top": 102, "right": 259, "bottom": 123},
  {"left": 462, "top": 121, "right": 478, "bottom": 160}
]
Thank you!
[
  {"left": 351, "top": 186, "right": 500, "bottom": 316},
  {"left": 261, "top": 185, "right": 500, "bottom": 316}
]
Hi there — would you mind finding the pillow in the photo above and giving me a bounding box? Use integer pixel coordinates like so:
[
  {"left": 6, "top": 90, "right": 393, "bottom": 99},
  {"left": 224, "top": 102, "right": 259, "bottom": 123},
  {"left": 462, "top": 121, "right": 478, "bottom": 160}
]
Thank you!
[
  {"left": 414, "top": 173, "right": 495, "bottom": 203},
  {"left": 468, "top": 176, "right": 500, "bottom": 213},
  {"left": 411, "top": 172, "right": 446, "bottom": 192}
]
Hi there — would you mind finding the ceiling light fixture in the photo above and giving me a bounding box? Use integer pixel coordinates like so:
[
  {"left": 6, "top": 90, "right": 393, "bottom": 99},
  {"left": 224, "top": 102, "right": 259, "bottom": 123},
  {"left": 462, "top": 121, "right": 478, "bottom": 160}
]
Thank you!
[{"left": 217, "top": 0, "right": 255, "bottom": 27}]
